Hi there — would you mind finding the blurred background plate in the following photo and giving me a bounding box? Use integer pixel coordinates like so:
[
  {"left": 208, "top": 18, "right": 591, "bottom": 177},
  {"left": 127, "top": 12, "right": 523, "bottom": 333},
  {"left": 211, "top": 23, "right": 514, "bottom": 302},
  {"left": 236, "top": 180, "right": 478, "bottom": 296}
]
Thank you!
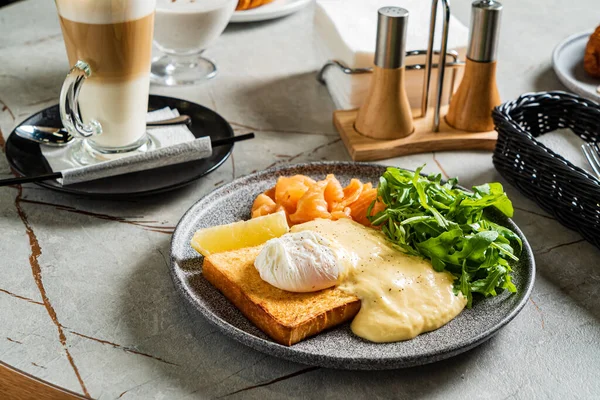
[
  {"left": 230, "top": 0, "right": 312, "bottom": 23},
  {"left": 552, "top": 31, "right": 600, "bottom": 102}
]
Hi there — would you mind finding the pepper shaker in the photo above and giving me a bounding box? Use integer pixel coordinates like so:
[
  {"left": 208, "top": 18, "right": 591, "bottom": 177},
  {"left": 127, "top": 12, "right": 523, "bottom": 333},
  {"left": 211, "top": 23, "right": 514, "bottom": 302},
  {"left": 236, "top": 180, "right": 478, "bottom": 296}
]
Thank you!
[
  {"left": 446, "top": 0, "right": 502, "bottom": 132},
  {"left": 355, "top": 7, "right": 414, "bottom": 140}
]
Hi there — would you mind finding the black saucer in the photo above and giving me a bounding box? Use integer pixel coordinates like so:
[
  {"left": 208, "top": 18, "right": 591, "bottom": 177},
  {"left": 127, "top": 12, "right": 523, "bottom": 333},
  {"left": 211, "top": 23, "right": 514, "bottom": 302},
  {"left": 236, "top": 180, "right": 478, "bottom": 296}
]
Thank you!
[{"left": 5, "top": 95, "right": 234, "bottom": 198}]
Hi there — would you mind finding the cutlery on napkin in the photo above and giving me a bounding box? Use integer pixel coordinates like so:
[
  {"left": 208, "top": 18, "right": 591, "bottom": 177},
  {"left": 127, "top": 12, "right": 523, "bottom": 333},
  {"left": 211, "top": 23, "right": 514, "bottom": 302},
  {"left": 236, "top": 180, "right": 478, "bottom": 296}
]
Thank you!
[
  {"left": 1, "top": 107, "right": 254, "bottom": 187},
  {"left": 536, "top": 129, "right": 598, "bottom": 177},
  {"left": 0, "top": 134, "right": 254, "bottom": 187}
]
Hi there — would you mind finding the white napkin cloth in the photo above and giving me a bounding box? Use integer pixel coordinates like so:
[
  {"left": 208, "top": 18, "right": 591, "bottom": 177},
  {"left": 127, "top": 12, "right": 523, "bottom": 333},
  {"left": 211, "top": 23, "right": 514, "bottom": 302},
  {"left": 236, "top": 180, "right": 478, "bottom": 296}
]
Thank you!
[
  {"left": 42, "top": 107, "right": 194, "bottom": 171},
  {"left": 314, "top": 0, "right": 469, "bottom": 110},
  {"left": 536, "top": 129, "right": 596, "bottom": 177},
  {"left": 40, "top": 108, "right": 213, "bottom": 186},
  {"left": 58, "top": 137, "right": 212, "bottom": 185}
]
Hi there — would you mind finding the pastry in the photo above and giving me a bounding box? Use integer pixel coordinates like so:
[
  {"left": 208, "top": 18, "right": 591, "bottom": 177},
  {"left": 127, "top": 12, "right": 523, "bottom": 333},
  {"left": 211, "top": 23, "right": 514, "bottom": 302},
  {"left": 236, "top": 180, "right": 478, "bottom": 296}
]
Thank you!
[
  {"left": 236, "top": 0, "right": 275, "bottom": 11},
  {"left": 584, "top": 25, "right": 600, "bottom": 78}
]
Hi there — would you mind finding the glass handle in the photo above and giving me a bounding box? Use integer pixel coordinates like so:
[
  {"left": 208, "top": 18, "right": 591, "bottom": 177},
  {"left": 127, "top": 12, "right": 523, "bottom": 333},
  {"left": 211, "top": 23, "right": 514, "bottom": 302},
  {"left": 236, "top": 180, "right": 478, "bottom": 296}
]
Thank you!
[{"left": 59, "top": 60, "right": 102, "bottom": 139}]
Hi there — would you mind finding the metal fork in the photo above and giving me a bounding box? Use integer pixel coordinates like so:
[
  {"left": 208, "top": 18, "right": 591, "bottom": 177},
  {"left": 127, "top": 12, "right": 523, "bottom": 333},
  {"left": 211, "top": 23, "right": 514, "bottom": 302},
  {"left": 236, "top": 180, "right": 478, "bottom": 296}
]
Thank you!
[{"left": 581, "top": 142, "right": 600, "bottom": 180}]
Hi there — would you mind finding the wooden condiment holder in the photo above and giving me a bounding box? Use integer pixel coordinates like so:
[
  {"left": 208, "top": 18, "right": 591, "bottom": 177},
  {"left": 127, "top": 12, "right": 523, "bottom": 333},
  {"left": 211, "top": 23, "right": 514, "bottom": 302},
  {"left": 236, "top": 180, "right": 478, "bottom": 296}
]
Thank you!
[
  {"left": 446, "top": 59, "right": 501, "bottom": 132},
  {"left": 355, "top": 65, "right": 414, "bottom": 140},
  {"left": 334, "top": 106, "right": 496, "bottom": 161},
  {"left": 333, "top": 0, "right": 502, "bottom": 162}
]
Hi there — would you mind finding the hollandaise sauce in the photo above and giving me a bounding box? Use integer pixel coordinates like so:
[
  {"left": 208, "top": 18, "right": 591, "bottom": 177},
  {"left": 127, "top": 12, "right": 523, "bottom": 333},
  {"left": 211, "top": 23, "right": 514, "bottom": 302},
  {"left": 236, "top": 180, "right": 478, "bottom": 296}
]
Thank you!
[{"left": 292, "top": 219, "right": 466, "bottom": 342}]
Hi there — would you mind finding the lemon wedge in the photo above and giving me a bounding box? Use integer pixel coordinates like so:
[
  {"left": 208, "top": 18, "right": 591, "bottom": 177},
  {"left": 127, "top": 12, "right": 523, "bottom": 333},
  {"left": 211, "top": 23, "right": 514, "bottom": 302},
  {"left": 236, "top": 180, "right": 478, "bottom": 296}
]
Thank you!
[{"left": 190, "top": 211, "right": 289, "bottom": 256}]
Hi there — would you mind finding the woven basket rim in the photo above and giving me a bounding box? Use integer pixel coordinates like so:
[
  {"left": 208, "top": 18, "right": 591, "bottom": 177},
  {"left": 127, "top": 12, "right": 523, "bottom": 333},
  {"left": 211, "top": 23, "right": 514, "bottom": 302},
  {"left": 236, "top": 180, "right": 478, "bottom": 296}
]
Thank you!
[
  {"left": 493, "top": 90, "right": 600, "bottom": 249},
  {"left": 494, "top": 90, "right": 600, "bottom": 186}
]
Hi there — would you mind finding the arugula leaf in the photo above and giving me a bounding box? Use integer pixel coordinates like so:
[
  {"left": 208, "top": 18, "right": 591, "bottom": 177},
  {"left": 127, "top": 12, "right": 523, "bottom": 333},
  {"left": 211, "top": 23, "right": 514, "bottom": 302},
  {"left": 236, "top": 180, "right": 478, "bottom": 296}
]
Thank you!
[
  {"left": 460, "top": 260, "right": 473, "bottom": 308},
  {"left": 369, "top": 166, "right": 520, "bottom": 307},
  {"left": 456, "top": 231, "right": 498, "bottom": 262},
  {"left": 415, "top": 229, "right": 463, "bottom": 262},
  {"left": 471, "top": 265, "right": 505, "bottom": 297},
  {"left": 485, "top": 219, "right": 523, "bottom": 253},
  {"left": 464, "top": 183, "right": 514, "bottom": 217}
]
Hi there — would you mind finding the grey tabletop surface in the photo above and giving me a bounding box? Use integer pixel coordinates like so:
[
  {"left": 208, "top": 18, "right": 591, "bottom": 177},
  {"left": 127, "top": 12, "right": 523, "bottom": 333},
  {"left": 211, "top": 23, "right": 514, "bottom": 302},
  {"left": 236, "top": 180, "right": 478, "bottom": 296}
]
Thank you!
[{"left": 0, "top": 0, "right": 599, "bottom": 399}]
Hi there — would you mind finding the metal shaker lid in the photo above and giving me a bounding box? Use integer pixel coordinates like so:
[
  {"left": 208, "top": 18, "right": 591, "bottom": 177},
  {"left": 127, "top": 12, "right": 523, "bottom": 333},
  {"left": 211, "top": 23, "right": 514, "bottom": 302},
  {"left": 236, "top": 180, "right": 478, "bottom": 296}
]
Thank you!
[
  {"left": 467, "top": 0, "right": 503, "bottom": 62},
  {"left": 374, "top": 7, "right": 409, "bottom": 69}
]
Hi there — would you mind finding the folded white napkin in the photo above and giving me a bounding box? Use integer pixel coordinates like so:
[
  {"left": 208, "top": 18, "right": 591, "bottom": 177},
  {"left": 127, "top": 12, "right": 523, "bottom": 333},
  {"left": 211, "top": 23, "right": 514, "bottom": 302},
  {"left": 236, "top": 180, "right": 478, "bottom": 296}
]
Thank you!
[
  {"left": 41, "top": 108, "right": 213, "bottom": 186},
  {"left": 314, "top": 0, "right": 469, "bottom": 110}
]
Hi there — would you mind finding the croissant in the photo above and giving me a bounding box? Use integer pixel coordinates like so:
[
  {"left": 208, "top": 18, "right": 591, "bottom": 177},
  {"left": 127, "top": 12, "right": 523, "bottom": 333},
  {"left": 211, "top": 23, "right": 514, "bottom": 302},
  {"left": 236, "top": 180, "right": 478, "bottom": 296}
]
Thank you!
[
  {"left": 236, "top": 0, "right": 275, "bottom": 11},
  {"left": 584, "top": 25, "right": 600, "bottom": 78}
]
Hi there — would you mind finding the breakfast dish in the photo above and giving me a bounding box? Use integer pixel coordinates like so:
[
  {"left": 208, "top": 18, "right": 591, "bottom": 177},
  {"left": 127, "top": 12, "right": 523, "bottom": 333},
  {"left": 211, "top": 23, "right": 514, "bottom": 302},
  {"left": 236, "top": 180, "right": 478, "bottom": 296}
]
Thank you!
[
  {"left": 192, "top": 166, "right": 519, "bottom": 345},
  {"left": 553, "top": 30, "right": 600, "bottom": 101},
  {"left": 170, "top": 162, "right": 534, "bottom": 369},
  {"left": 230, "top": 0, "right": 312, "bottom": 23}
]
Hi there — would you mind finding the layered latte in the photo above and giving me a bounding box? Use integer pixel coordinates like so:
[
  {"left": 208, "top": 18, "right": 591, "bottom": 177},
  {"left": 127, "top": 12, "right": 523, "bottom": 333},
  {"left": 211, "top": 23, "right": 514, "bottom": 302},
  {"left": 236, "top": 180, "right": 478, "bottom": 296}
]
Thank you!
[{"left": 55, "top": 0, "right": 156, "bottom": 149}]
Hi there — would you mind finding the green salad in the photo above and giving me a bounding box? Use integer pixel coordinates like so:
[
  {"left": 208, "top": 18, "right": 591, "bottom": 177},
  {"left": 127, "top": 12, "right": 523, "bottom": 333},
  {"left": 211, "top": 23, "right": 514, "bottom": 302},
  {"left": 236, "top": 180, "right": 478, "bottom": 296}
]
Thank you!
[{"left": 368, "top": 166, "right": 521, "bottom": 307}]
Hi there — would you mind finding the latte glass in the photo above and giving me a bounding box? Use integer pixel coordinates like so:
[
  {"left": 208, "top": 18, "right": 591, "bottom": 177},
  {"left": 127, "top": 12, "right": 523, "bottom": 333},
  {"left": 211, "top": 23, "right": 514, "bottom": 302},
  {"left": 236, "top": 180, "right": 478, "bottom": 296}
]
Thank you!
[
  {"left": 55, "top": 0, "right": 157, "bottom": 163},
  {"left": 151, "top": 0, "right": 237, "bottom": 86}
]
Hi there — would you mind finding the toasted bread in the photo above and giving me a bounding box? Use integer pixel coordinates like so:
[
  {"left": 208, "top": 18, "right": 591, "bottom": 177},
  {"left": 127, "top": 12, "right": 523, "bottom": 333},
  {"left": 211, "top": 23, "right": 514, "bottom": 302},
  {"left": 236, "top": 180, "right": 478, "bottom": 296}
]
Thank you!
[{"left": 202, "top": 246, "right": 361, "bottom": 346}]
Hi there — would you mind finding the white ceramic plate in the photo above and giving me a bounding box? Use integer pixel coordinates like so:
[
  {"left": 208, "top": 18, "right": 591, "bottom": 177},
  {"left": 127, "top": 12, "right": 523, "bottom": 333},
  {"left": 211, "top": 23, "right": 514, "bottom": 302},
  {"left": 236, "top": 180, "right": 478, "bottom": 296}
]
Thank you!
[
  {"left": 552, "top": 31, "right": 600, "bottom": 102},
  {"left": 230, "top": 0, "right": 312, "bottom": 23}
]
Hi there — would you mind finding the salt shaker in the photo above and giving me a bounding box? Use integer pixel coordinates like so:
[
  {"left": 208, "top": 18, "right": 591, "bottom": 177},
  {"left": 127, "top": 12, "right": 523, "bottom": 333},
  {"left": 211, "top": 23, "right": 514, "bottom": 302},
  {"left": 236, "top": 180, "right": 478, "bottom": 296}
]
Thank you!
[
  {"left": 446, "top": 0, "right": 502, "bottom": 132},
  {"left": 355, "top": 7, "right": 414, "bottom": 140}
]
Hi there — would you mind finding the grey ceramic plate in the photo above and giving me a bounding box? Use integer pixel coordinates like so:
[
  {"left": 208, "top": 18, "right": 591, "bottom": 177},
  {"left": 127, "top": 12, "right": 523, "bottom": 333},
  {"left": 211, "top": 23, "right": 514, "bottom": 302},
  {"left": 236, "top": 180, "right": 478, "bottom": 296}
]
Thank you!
[
  {"left": 170, "top": 162, "right": 535, "bottom": 370},
  {"left": 552, "top": 31, "right": 600, "bottom": 102}
]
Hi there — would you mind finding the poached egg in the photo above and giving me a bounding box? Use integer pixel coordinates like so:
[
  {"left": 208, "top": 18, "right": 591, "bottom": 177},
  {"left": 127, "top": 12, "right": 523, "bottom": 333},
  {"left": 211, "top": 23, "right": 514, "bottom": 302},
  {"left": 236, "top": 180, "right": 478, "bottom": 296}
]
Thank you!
[{"left": 254, "top": 231, "right": 342, "bottom": 292}]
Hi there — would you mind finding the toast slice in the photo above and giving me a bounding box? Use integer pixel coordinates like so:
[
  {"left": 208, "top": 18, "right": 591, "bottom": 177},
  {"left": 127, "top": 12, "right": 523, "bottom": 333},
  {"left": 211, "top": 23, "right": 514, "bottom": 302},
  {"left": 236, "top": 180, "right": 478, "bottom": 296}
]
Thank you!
[{"left": 202, "top": 245, "right": 361, "bottom": 346}]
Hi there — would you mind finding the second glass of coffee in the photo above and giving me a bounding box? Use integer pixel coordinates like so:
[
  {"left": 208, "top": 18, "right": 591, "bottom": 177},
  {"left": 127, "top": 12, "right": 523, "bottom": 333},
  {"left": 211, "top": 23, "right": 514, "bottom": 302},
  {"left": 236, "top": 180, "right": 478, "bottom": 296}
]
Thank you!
[{"left": 55, "top": 0, "right": 157, "bottom": 163}]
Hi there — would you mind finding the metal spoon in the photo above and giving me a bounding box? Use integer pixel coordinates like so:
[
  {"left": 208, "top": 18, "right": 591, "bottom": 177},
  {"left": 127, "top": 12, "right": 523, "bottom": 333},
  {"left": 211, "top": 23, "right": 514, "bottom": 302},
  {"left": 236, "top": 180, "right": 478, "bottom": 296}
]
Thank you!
[{"left": 15, "top": 114, "right": 192, "bottom": 147}]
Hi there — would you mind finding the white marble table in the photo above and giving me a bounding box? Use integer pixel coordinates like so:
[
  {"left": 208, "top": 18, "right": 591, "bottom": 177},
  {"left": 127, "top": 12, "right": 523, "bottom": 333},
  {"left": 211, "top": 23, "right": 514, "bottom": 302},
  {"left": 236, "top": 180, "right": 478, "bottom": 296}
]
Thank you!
[{"left": 1, "top": 0, "right": 599, "bottom": 398}]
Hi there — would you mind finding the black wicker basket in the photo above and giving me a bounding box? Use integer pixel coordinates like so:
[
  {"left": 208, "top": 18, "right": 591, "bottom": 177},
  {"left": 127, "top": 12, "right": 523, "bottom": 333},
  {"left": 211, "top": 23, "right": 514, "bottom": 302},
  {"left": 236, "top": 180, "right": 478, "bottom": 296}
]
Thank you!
[{"left": 492, "top": 91, "right": 600, "bottom": 249}]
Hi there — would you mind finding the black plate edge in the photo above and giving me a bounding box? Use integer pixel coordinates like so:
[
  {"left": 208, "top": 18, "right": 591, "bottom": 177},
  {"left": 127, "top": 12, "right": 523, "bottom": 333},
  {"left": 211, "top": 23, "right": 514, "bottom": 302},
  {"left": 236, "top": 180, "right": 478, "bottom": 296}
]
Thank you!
[{"left": 5, "top": 95, "right": 234, "bottom": 199}]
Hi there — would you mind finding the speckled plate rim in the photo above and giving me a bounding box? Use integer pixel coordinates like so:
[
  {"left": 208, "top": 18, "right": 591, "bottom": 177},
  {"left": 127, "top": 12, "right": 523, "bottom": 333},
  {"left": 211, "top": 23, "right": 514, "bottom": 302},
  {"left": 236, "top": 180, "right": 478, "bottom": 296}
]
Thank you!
[{"left": 170, "top": 161, "right": 536, "bottom": 370}]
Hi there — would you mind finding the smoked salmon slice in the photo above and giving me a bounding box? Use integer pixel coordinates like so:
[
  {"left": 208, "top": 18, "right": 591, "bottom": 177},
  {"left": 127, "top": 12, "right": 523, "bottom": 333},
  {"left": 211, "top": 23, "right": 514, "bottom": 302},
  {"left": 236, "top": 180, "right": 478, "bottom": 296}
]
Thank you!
[
  {"left": 251, "top": 194, "right": 278, "bottom": 218},
  {"left": 341, "top": 179, "right": 363, "bottom": 207},
  {"left": 349, "top": 187, "right": 384, "bottom": 226},
  {"left": 274, "top": 175, "right": 315, "bottom": 215},
  {"left": 324, "top": 174, "right": 344, "bottom": 211},
  {"left": 331, "top": 206, "right": 352, "bottom": 220},
  {"left": 252, "top": 174, "right": 385, "bottom": 227},
  {"left": 289, "top": 181, "right": 331, "bottom": 224}
]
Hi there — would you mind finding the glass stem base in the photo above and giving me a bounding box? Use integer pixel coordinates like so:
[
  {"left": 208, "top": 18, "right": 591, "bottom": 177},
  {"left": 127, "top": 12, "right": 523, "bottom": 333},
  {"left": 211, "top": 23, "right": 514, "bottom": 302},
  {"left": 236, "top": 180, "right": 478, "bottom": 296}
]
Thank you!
[
  {"left": 70, "top": 134, "right": 155, "bottom": 166},
  {"left": 150, "top": 54, "right": 217, "bottom": 86}
]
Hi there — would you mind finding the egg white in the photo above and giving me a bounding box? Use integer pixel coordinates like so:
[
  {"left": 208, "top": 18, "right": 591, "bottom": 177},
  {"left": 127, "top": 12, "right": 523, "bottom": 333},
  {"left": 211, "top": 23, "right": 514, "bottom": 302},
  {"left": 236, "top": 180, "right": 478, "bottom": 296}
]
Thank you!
[{"left": 254, "top": 231, "right": 341, "bottom": 292}]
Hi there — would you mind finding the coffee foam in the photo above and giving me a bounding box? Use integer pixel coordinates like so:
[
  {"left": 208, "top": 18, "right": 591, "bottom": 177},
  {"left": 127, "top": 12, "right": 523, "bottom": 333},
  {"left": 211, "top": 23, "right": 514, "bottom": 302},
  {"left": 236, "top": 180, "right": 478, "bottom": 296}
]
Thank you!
[{"left": 56, "top": 0, "right": 156, "bottom": 24}]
